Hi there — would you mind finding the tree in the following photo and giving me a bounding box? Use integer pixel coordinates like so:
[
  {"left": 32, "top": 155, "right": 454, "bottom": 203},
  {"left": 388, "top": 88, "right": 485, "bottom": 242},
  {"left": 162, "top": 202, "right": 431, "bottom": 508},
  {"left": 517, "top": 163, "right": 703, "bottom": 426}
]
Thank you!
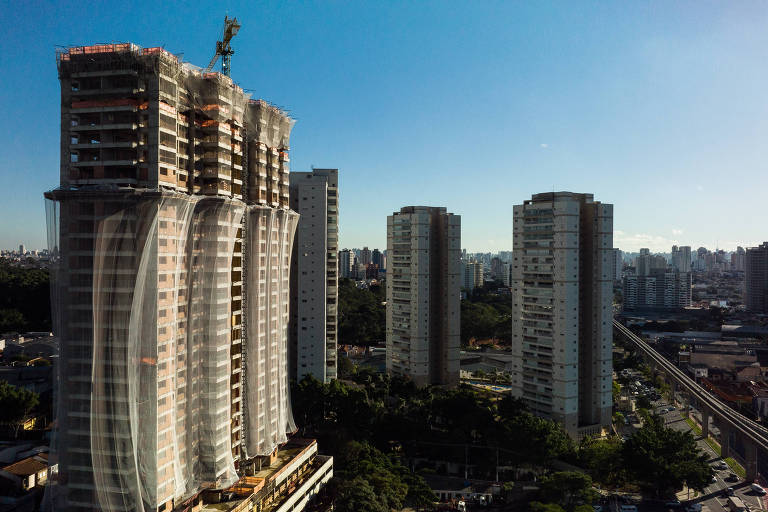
[
  {"left": 335, "top": 477, "right": 387, "bottom": 512},
  {"left": 578, "top": 435, "right": 625, "bottom": 487},
  {"left": 622, "top": 415, "right": 712, "bottom": 497},
  {"left": 612, "top": 412, "right": 625, "bottom": 425},
  {"left": 537, "top": 471, "right": 596, "bottom": 511},
  {"left": 612, "top": 380, "right": 622, "bottom": 402},
  {"left": 338, "top": 278, "right": 385, "bottom": 346},
  {"left": 529, "top": 503, "right": 566, "bottom": 512},
  {"left": 337, "top": 355, "right": 354, "bottom": 379},
  {"left": 0, "top": 260, "right": 51, "bottom": 332},
  {"left": 0, "top": 381, "right": 39, "bottom": 438}
]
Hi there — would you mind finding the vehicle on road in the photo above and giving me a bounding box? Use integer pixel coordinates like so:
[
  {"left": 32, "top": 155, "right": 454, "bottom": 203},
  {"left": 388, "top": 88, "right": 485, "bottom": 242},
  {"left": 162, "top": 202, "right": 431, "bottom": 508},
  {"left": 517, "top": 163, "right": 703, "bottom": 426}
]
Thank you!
[
  {"left": 711, "top": 475, "right": 718, "bottom": 483},
  {"left": 725, "top": 472, "right": 738, "bottom": 482},
  {"left": 664, "top": 499, "right": 681, "bottom": 508},
  {"left": 619, "top": 505, "right": 638, "bottom": 512},
  {"left": 685, "top": 504, "right": 702, "bottom": 512},
  {"left": 724, "top": 487, "right": 735, "bottom": 497},
  {"left": 715, "top": 461, "right": 729, "bottom": 470},
  {"left": 751, "top": 483, "right": 766, "bottom": 495},
  {"left": 727, "top": 496, "right": 746, "bottom": 512}
]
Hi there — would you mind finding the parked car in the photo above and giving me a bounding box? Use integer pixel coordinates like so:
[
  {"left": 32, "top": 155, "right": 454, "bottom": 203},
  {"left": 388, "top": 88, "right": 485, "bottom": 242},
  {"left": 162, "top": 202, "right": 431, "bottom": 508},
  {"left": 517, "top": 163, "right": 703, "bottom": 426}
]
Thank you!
[
  {"left": 751, "top": 483, "right": 766, "bottom": 495},
  {"left": 725, "top": 472, "right": 738, "bottom": 482},
  {"left": 724, "top": 487, "right": 735, "bottom": 497},
  {"left": 715, "top": 461, "right": 729, "bottom": 470}
]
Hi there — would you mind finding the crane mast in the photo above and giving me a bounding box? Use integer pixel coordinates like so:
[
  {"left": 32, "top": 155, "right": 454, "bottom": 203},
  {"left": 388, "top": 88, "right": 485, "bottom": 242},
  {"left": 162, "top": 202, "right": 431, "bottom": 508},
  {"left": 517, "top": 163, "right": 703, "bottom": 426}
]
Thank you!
[{"left": 205, "top": 16, "right": 241, "bottom": 77}]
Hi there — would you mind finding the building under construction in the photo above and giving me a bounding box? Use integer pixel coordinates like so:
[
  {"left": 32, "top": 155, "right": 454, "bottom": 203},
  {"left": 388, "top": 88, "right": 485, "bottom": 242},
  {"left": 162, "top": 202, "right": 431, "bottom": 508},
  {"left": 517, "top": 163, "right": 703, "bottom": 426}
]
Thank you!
[{"left": 45, "top": 42, "right": 331, "bottom": 512}]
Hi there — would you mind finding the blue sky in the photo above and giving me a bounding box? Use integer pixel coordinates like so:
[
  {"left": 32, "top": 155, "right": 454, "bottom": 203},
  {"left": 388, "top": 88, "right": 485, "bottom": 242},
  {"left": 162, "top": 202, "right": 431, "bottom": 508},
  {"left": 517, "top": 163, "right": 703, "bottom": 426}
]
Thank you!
[{"left": 1, "top": 1, "right": 767, "bottom": 252}]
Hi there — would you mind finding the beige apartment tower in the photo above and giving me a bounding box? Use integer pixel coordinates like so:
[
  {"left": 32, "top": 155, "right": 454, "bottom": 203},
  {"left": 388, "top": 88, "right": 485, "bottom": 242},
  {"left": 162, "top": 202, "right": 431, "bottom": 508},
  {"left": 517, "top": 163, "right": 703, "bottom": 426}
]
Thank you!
[
  {"left": 289, "top": 168, "right": 339, "bottom": 383},
  {"left": 511, "top": 192, "right": 613, "bottom": 437},
  {"left": 386, "top": 206, "right": 461, "bottom": 387},
  {"left": 45, "top": 43, "right": 299, "bottom": 511}
]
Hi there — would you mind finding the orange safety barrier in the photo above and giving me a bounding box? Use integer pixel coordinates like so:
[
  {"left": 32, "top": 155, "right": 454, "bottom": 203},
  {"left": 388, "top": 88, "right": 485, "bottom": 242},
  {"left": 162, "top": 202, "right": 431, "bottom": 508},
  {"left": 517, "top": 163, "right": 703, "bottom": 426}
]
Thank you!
[{"left": 159, "top": 101, "right": 177, "bottom": 115}]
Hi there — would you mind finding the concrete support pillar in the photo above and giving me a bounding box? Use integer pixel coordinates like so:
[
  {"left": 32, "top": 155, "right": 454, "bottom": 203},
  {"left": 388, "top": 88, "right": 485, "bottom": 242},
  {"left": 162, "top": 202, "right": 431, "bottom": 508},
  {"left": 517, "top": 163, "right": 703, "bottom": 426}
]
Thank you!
[
  {"left": 745, "top": 443, "right": 758, "bottom": 482},
  {"left": 701, "top": 409, "right": 710, "bottom": 439},
  {"left": 720, "top": 424, "right": 730, "bottom": 459}
]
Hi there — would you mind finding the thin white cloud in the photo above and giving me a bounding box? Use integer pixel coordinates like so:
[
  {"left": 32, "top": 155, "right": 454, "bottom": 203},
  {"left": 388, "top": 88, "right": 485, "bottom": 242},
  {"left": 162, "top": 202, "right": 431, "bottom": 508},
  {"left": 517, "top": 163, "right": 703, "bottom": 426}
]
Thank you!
[
  {"left": 540, "top": 143, "right": 548, "bottom": 148},
  {"left": 614, "top": 231, "right": 679, "bottom": 253},
  {"left": 672, "top": 229, "right": 683, "bottom": 236}
]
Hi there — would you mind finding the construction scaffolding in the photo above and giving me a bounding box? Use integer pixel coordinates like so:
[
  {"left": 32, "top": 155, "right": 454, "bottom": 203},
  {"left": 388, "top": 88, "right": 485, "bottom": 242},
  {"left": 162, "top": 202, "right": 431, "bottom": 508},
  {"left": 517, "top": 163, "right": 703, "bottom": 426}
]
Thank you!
[{"left": 45, "top": 42, "right": 298, "bottom": 512}]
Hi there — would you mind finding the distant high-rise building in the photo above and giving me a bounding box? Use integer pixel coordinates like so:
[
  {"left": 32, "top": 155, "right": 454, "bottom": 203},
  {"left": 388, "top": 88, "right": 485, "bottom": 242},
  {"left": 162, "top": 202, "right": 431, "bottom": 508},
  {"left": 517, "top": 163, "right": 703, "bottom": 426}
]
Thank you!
[
  {"left": 500, "top": 262, "right": 511, "bottom": 287},
  {"left": 339, "top": 249, "right": 354, "bottom": 278},
  {"left": 372, "top": 248, "right": 382, "bottom": 267},
  {"left": 613, "top": 248, "right": 623, "bottom": 282},
  {"left": 731, "top": 246, "right": 746, "bottom": 272},
  {"left": 46, "top": 42, "right": 317, "bottom": 511},
  {"left": 623, "top": 269, "right": 691, "bottom": 311},
  {"left": 18, "top": 244, "right": 25, "bottom": 255},
  {"left": 360, "top": 246, "right": 372, "bottom": 266},
  {"left": 462, "top": 261, "right": 484, "bottom": 291},
  {"left": 289, "top": 168, "right": 339, "bottom": 383},
  {"left": 636, "top": 249, "right": 666, "bottom": 276},
  {"left": 511, "top": 192, "right": 613, "bottom": 437},
  {"left": 745, "top": 242, "right": 768, "bottom": 314},
  {"left": 386, "top": 206, "right": 460, "bottom": 387},
  {"left": 671, "top": 245, "right": 692, "bottom": 273}
]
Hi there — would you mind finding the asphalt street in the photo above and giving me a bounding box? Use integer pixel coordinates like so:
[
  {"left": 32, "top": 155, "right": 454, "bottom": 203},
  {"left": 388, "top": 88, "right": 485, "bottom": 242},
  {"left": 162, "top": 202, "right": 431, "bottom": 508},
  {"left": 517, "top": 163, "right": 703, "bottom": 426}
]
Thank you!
[{"left": 655, "top": 402, "right": 766, "bottom": 512}]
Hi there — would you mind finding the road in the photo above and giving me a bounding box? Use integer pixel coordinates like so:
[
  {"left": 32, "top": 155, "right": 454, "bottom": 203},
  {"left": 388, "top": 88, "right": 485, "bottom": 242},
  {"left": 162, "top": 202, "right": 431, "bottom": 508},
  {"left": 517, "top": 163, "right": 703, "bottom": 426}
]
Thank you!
[{"left": 655, "top": 403, "right": 765, "bottom": 512}]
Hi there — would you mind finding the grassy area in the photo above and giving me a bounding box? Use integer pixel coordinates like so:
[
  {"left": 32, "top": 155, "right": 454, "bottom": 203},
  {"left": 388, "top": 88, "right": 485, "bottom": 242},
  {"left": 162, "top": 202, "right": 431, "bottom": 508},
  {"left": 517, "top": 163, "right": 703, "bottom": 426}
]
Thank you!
[
  {"left": 679, "top": 413, "right": 746, "bottom": 478},
  {"left": 704, "top": 438, "right": 721, "bottom": 456},
  {"left": 684, "top": 417, "right": 702, "bottom": 436},
  {"left": 725, "top": 458, "right": 746, "bottom": 479}
]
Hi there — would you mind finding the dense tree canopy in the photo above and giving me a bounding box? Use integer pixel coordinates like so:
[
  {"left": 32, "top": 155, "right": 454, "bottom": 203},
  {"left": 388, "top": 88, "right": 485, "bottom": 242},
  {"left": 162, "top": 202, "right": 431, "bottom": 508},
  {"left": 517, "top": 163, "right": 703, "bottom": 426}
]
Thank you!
[
  {"left": 0, "top": 260, "right": 51, "bottom": 333},
  {"left": 338, "top": 278, "right": 385, "bottom": 346},
  {"left": 622, "top": 415, "right": 712, "bottom": 497},
  {"left": 460, "top": 285, "right": 512, "bottom": 345}
]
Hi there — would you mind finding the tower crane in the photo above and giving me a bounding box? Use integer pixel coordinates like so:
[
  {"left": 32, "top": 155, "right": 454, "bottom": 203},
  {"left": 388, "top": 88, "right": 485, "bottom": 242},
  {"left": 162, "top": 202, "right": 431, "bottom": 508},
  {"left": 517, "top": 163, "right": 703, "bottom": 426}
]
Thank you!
[{"left": 205, "top": 16, "right": 241, "bottom": 77}]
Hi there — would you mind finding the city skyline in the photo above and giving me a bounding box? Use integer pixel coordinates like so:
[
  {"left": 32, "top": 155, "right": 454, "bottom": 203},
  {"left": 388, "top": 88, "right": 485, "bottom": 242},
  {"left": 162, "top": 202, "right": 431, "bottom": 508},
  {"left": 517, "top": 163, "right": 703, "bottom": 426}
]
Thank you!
[{"left": 2, "top": 1, "right": 768, "bottom": 252}]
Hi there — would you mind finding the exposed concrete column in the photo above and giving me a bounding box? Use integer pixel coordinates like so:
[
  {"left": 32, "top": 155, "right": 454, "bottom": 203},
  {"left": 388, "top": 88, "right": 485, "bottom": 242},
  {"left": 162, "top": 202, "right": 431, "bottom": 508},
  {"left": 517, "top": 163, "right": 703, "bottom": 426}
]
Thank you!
[
  {"left": 701, "top": 409, "right": 710, "bottom": 439},
  {"left": 745, "top": 443, "right": 759, "bottom": 482},
  {"left": 720, "top": 423, "right": 730, "bottom": 459}
]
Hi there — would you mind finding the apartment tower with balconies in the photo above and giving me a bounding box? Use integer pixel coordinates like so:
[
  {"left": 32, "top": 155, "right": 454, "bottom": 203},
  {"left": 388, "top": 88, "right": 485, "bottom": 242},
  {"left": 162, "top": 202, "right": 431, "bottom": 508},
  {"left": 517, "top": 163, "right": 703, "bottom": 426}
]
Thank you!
[
  {"left": 511, "top": 192, "right": 613, "bottom": 438},
  {"left": 386, "top": 206, "right": 461, "bottom": 387},
  {"left": 289, "top": 168, "right": 339, "bottom": 383}
]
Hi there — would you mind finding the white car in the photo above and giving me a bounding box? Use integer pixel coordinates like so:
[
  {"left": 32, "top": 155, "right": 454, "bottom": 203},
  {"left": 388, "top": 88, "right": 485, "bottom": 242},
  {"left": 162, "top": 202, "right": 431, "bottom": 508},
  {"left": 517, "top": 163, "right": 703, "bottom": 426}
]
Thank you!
[{"left": 752, "top": 483, "right": 767, "bottom": 495}]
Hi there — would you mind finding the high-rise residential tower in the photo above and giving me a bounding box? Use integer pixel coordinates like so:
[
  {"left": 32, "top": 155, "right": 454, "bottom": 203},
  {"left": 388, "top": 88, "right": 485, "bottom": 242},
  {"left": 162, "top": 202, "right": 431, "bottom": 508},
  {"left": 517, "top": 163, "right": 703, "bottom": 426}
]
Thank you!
[
  {"left": 746, "top": 242, "right": 768, "bottom": 314},
  {"left": 672, "top": 245, "right": 692, "bottom": 273},
  {"left": 44, "top": 43, "right": 318, "bottom": 512},
  {"left": 462, "top": 261, "right": 484, "bottom": 291},
  {"left": 338, "top": 249, "right": 354, "bottom": 279},
  {"left": 289, "top": 168, "right": 339, "bottom": 383},
  {"left": 386, "top": 206, "right": 461, "bottom": 387},
  {"left": 511, "top": 192, "right": 613, "bottom": 437}
]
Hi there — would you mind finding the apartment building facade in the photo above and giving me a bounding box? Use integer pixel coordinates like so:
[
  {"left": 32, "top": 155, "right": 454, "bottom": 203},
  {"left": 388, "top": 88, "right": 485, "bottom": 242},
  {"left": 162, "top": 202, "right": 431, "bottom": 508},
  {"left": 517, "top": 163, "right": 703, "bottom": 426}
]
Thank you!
[
  {"left": 45, "top": 43, "right": 301, "bottom": 512},
  {"left": 386, "top": 206, "right": 461, "bottom": 387},
  {"left": 622, "top": 269, "right": 692, "bottom": 311},
  {"left": 289, "top": 168, "right": 339, "bottom": 383},
  {"left": 511, "top": 192, "right": 613, "bottom": 437}
]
